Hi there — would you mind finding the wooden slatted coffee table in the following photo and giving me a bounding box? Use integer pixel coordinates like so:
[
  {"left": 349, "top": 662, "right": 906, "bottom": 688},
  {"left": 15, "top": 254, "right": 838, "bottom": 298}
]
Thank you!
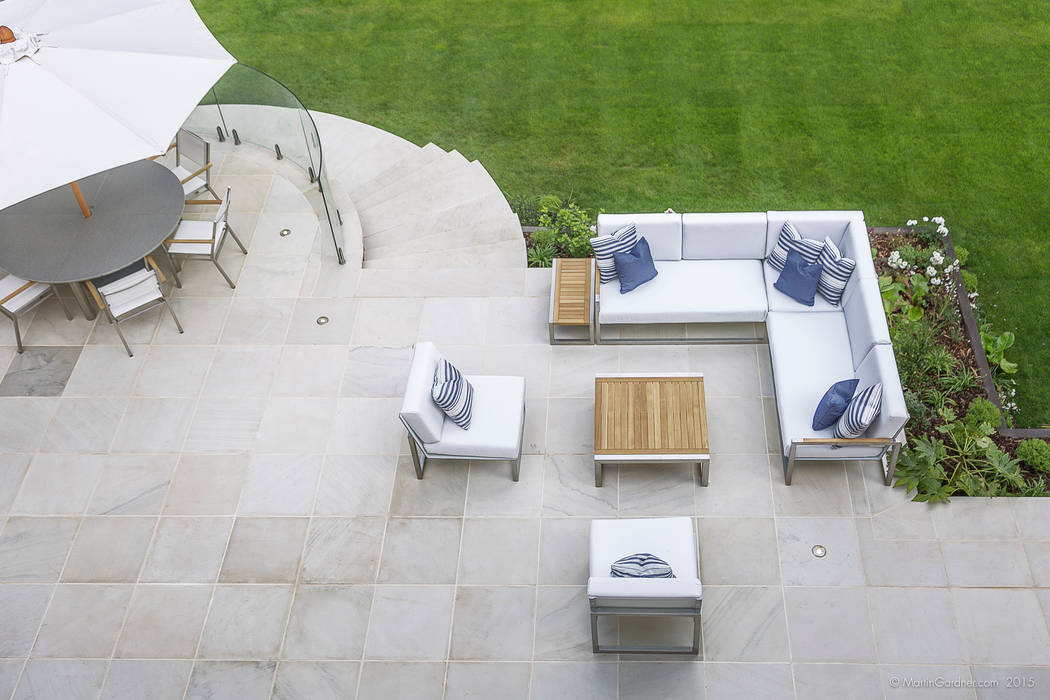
[
  {"left": 594, "top": 373, "right": 710, "bottom": 487},
  {"left": 548, "top": 257, "right": 595, "bottom": 344}
]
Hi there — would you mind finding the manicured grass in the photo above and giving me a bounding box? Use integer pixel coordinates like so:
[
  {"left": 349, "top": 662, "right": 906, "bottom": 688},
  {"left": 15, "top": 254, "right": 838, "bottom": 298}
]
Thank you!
[{"left": 194, "top": 0, "right": 1050, "bottom": 425}]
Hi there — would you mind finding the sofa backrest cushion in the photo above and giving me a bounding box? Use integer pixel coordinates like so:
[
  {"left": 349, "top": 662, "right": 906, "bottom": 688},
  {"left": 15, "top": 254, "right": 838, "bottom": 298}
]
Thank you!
[
  {"left": 682, "top": 212, "right": 767, "bottom": 260},
  {"left": 765, "top": 210, "right": 864, "bottom": 258},
  {"left": 400, "top": 341, "right": 446, "bottom": 443},
  {"left": 842, "top": 279, "right": 892, "bottom": 369},
  {"left": 854, "top": 344, "right": 909, "bottom": 439},
  {"left": 597, "top": 213, "right": 682, "bottom": 261}
]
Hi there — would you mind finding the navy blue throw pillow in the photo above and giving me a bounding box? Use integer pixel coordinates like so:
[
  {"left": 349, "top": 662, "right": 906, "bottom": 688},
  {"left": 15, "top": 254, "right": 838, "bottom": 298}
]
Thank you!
[
  {"left": 774, "top": 249, "right": 822, "bottom": 306},
  {"left": 613, "top": 237, "right": 658, "bottom": 293},
  {"left": 812, "top": 378, "right": 860, "bottom": 430}
]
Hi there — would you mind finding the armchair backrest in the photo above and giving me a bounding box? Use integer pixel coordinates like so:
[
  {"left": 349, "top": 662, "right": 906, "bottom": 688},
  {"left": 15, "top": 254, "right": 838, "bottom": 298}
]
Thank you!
[
  {"left": 854, "top": 343, "right": 909, "bottom": 439},
  {"left": 597, "top": 213, "right": 682, "bottom": 261},
  {"left": 682, "top": 212, "right": 767, "bottom": 260},
  {"left": 212, "top": 187, "right": 232, "bottom": 250},
  {"left": 400, "top": 341, "right": 446, "bottom": 443},
  {"left": 175, "top": 128, "right": 211, "bottom": 182}
]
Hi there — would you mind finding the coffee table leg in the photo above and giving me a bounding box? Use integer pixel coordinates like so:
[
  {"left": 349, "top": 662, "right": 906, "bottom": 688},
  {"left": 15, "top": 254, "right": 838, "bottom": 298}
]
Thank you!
[
  {"left": 594, "top": 461, "right": 604, "bottom": 487},
  {"left": 697, "top": 460, "right": 710, "bottom": 487}
]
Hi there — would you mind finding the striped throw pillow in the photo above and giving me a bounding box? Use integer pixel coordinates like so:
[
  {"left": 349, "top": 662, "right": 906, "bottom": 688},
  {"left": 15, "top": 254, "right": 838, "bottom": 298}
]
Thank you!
[
  {"left": 835, "top": 383, "right": 883, "bottom": 439},
  {"left": 590, "top": 223, "right": 637, "bottom": 284},
  {"left": 816, "top": 237, "right": 856, "bottom": 306},
  {"left": 610, "top": 553, "right": 675, "bottom": 578},
  {"left": 431, "top": 359, "right": 474, "bottom": 430},
  {"left": 767, "top": 221, "right": 823, "bottom": 272}
]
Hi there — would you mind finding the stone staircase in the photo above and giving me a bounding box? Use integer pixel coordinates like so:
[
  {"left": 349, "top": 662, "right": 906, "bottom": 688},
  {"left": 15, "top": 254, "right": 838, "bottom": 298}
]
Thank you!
[{"left": 313, "top": 114, "right": 525, "bottom": 269}]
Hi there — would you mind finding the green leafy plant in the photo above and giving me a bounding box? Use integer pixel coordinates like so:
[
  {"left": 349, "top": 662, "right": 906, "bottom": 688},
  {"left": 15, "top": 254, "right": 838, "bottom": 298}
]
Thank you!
[
  {"left": 980, "top": 324, "right": 1018, "bottom": 374},
  {"left": 526, "top": 240, "right": 557, "bottom": 267},
  {"left": 1016, "top": 439, "right": 1050, "bottom": 473},
  {"left": 505, "top": 193, "right": 542, "bottom": 226},
  {"left": 964, "top": 397, "right": 1001, "bottom": 431},
  {"left": 537, "top": 199, "right": 599, "bottom": 259}
]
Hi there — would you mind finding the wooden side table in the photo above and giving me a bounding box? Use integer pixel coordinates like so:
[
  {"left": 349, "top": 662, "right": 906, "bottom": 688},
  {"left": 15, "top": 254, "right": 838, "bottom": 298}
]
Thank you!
[
  {"left": 548, "top": 257, "right": 595, "bottom": 344},
  {"left": 593, "top": 372, "right": 711, "bottom": 487}
]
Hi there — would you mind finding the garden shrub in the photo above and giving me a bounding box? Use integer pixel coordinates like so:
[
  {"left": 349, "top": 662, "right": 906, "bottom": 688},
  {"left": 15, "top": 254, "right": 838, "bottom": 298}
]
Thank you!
[
  {"left": 1016, "top": 439, "right": 1050, "bottom": 473},
  {"left": 964, "top": 397, "right": 1001, "bottom": 430}
]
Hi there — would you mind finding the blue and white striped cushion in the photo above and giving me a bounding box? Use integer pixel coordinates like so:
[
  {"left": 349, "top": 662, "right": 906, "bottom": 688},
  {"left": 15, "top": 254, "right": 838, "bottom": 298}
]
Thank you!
[
  {"left": 610, "top": 553, "right": 675, "bottom": 578},
  {"left": 816, "top": 237, "right": 856, "bottom": 306},
  {"left": 590, "top": 223, "right": 637, "bottom": 284},
  {"left": 431, "top": 359, "right": 474, "bottom": 430},
  {"left": 767, "top": 221, "right": 823, "bottom": 272},
  {"left": 835, "top": 383, "right": 883, "bottom": 439}
]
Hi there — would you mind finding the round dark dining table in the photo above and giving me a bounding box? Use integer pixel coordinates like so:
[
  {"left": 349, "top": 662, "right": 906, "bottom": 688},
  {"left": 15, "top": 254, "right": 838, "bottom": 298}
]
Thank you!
[{"left": 0, "top": 159, "right": 184, "bottom": 318}]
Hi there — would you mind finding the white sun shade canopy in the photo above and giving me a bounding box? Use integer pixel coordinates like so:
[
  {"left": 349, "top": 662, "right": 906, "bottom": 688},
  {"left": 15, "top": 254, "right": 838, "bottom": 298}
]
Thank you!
[{"left": 0, "top": 0, "right": 236, "bottom": 210}]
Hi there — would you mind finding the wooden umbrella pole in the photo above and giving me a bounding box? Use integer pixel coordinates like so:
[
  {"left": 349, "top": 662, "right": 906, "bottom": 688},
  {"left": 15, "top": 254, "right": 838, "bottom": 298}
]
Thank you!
[{"left": 70, "top": 181, "right": 92, "bottom": 218}]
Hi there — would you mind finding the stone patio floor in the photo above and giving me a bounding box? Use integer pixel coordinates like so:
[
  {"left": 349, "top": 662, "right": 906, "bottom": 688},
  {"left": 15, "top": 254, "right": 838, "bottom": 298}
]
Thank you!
[{"left": 1, "top": 136, "right": 1049, "bottom": 700}]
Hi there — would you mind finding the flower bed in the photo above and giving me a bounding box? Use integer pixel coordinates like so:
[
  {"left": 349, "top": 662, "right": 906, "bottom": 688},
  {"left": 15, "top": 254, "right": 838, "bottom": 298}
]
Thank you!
[{"left": 874, "top": 217, "right": 1050, "bottom": 499}]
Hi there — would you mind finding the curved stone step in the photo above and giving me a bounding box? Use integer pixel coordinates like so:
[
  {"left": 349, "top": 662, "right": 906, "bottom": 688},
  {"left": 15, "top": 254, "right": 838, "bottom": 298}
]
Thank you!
[
  {"left": 347, "top": 142, "right": 447, "bottom": 202},
  {"left": 364, "top": 239, "right": 526, "bottom": 269},
  {"left": 366, "top": 214, "right": 523, "bottom": 259},
  {"left": 354, "top": 149, "right": 469, "bottom": 213}
]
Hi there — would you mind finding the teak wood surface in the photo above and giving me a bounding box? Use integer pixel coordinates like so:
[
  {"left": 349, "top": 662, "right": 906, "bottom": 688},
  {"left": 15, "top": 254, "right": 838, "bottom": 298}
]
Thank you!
[
  {"left": 552, "top": 258, "right": 591, "bottom": 326},
  {"left": 594, "top": 376, "right": 709, "bottom": 455}
]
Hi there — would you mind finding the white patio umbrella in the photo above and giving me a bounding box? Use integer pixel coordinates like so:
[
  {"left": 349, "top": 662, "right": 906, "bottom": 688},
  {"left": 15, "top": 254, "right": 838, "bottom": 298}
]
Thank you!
[{"left": 0, "top": 0, "right": 236, "bottom": 214}]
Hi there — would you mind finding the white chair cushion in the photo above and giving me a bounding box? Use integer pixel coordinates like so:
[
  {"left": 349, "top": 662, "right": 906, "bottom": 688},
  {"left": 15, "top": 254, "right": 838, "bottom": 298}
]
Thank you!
[
  {"left": 173, "top": 165, "right": 207, "bottom": 197},
  {"left": 597, "top": 213, "right": 682, "bottom": 261},
  {"left": 682, "top": 212, "right": 767, "bottom": 259},
  {"left": 766, "top": 310, "right": 856, "bottom": 453},
  {"left": 588, "top": 517, "right": 701, "bottom": 602},
  {"left": 400, "top": 342, "right": 445, "bottom": 443},
  {"left": 428, "top": 375, "right": 525, "bottom": 459},
  {"left": 765, "top": 211, "right": 863, "bottom": 258},
  {"left": 598, "top": 260, "right": 767, "bottom": 324},
  {"left": 167, "top": 219, "right": 216, "bottom": 256},
  {"left": 0, "top": 276, "right": 49, "bottom": 313},
  {"left": 841, "top": 279, "right": 891, "bottom": 370},
  {"left": 101, "top": 275, "right": 162, "bottom": 318}
]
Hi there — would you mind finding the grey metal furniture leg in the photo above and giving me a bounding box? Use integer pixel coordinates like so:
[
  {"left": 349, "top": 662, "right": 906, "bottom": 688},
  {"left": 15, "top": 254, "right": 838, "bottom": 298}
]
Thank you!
[
  {"left": 157, "top": 246, "right": 182, "bottom": 288},
  {"left": 594, "top": 461, "right": 604, "bottom": 487},
  {"left": 213, "top": 257, "right": 237, "bottom": 289},
  {"left": 590, "top": 601, "right": 702, "bottom": 655},
  {"left": 10, "top": 314, "right": 23, "bottom": 353},
  {"left": 511, "top": 455, "right": 521, "bottom": 482},
  {"left": 164, "top": 300, "right": 184, "bottom": 334},
  {"left": 783, "top": 444, "right": 797, "bottom": 485},
  {"left": 110, "top": 317, "right": 134, "bottom": 357},
  {"left": 69, "top": 281, "right": 98, "bottom": 320},
  {"left": 697, "top": 459, "right": 710, "bottom": 487},
  {"left": 883, "top": 441, "right": 902, "bottom": 486},
  {"left": 227, "top": 224, "right": 248, "bottom": 254},
  {"left": 408, "top": 436, "right": 425, "bottom": 479},
  {"left": 51, "top": 286, "right": 74, "bottom": 321}
]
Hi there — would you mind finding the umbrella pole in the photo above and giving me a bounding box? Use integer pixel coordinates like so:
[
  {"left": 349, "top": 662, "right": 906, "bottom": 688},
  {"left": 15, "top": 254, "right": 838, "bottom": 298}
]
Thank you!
[{"left": 69, "top": 182, "right": 92, "bottom": 218}]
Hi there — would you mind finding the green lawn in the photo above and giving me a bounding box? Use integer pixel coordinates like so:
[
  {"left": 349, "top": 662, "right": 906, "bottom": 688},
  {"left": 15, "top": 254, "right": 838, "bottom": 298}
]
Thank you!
[{"left": 194, "top": 0, "right": 1050, "bottom": 426}]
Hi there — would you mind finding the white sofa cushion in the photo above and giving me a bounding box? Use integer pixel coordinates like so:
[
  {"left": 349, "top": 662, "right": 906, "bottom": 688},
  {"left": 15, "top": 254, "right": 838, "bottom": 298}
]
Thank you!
[
  {"left": 597, "top": 213, "right": 682, "bottom": 261},
  {"left": 766, "top": 310, "right": 857, "bottom": 453},
  {"left": 428, "top": 375, "right": 525, "bottom": 459},
  {"left": 599, "top": 260, "right": 767, "bottom": 324},
  {"left": 588, "top": 517, "right": 700, "bottom": 602},
  {"left": 682, "top": 212, "right": 767, "bottom": 260},
  {"left": 765, "top": 210, "right": 863, "bottom": 258},
  {"left": 838, "top": 218, "right": 877, "bottom": 281},
  {"left": 842, "top": 279, "right": 891, "bottom": 370},
  {"left": 854, "top": 343, "right": 909, "bottom": 441},
  {"left": 400, "top": 342, "right": 446, "bottom": 443}
]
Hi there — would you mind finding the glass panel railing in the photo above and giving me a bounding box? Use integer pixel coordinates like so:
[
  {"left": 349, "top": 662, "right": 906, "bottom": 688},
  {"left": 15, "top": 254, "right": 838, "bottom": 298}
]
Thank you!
[{"left": 183, "top": 63, "right": 346, "bottom": 264}]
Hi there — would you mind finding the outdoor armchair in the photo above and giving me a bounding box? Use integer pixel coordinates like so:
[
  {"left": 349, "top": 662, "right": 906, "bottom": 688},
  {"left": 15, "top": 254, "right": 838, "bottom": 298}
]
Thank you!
[
  {"left": 399, "top": 341, "right": 526, "bottom": 481},
  {"left": 0, "top": 275, "right": 72, "bottom": 353},
  {"left": 172, "top": 128, "right": 222, "bottom": 205},
  {"left": 588, "top": 516, "right": 703, "bottom": 654},
  {"left": 165, "top": 187, "right": 247, "bottom": 289},
  {"left": 86, "top": 256, "right": 182, "bottom": 357}
]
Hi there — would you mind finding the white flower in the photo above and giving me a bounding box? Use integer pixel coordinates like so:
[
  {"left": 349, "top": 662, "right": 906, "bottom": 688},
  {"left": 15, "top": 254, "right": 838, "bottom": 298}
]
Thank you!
[
  {"left": 930, "top": 251, "right": 944, "bottom": 265},
  {"left": 900, "top": 260, "right": 909, "bottom": 269},
  {"left": 931, "top": 277, "right": 942, "bottom": 286},
  {"left": 906, "top": 219, "right": 918, "bottom": 226},
  {"left": 932, "top": 216, "right": 945, "bottom": 225},
  {"left": 937, "top": 224, "right": 949, "bottom": 235},
  {"left": 923, "top": 216, "right": 929, "bottom": 222},
  {"left": 926, "top": 266, "right": 937, "bottom": 277},
  {"left": 589, "top": 225, "right": 596, "bottom": 232}
]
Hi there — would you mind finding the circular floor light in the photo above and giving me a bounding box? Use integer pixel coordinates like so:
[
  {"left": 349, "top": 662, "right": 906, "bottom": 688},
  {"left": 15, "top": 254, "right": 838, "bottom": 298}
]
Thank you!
[
  {"left": 279, "top": 228, "right": 291, "bottom": 237},
  {"left": 811, "top": 544, "right": 827, "bottom": 558},
  {"left": 315, "top": 316, "right": 329, "bottom": 325}
]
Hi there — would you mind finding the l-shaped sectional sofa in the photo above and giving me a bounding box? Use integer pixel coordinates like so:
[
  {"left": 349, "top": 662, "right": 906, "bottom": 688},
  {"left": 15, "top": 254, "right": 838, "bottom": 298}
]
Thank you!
[{"left": 593, "top": 210, "right": 908, "bottom": 485}]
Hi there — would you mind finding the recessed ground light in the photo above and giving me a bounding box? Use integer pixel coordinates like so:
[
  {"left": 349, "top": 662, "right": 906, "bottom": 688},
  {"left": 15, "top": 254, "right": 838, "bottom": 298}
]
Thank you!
[
  {"left": 279, "top": 228, "right": 291, "bottom": 237},
  {"left": 811, "top": 544, "right": 827, "bottom": 558},
  {"left": 315, "top": 316, "right": 329, "bottom": 325}
]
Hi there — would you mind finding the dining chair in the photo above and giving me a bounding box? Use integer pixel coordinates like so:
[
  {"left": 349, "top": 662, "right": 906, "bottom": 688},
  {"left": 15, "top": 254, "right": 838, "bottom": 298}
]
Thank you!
[
  {"left": 171, "top": 128, "right": 222, "bottom": 205},
  {"left": 0, "top": 275, "right": 73, "bottom": 353},
  {"left": 85, "top": 256, "right": 182, "bottom": 357},
  {"left": 164, "top": 187, "right": 247, "bottom": 289}
]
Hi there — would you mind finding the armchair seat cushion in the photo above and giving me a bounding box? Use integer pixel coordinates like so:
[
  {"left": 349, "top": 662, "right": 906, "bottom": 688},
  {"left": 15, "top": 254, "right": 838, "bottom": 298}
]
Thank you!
[
  {"left": 599, "top": 260, "right": 767, "bottom": 324},
  {"left": 588, "top": 517, "right": 701, "bottom": 602},
  {"left": 427, "top": 375, "right": 525, "bottom": 459}
]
